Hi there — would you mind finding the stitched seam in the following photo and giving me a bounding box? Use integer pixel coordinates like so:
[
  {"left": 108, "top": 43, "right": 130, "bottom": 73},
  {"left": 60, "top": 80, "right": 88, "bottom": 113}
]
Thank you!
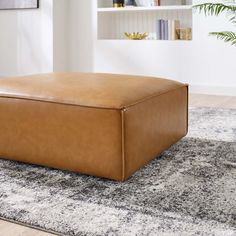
[
  {"left": 121, "top": 109, "right": 126, "bottom": 181},
  {"left": 0, "top": 95, "right": 121, "bottom": 111}
]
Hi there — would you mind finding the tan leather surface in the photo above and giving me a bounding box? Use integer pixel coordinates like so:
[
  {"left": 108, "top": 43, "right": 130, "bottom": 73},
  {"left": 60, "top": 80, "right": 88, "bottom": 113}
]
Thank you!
[
  {"left": 0, "top": 73, "right": 188, "bottom": 181},
  {"left": 0, "top": 98, "right": 123, "bottom": 180},
  {"left": 0, "top": 72, "right": 185, "bottom": 109},
  {"left": 123, "top": 86, "right": 188, "bottom": 180}
]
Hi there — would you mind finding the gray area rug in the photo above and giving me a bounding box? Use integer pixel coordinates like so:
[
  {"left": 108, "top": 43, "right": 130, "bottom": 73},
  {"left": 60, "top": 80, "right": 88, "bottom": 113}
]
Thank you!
[{"left": 0, "top": 107, "right": 236, "bottom": 236}]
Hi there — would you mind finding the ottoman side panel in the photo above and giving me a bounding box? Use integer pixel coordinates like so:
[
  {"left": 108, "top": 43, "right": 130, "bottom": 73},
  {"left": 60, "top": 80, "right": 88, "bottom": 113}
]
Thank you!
[
  {"left": 123, "top": 85, "right": 188, "bottom": 180},
  {"left": 0, "top": 98, "right": 123, "bottom": 180}
]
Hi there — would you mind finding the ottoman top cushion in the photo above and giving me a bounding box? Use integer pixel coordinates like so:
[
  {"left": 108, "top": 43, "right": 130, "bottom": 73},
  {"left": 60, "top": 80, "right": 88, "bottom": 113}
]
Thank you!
[{"left": 0, "top": 73, "right": 186, "bottom": 109}]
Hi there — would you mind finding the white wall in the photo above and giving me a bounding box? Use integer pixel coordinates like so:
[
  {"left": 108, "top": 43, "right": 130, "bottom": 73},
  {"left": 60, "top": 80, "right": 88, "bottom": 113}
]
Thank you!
[
  {"left": 0, "top": 0, "right": 53, "bottom": 77},
  {"left": 68, "top": 0, "right": 95, "bottom": 72},
  {"left": 67, "top": 0, "right": 236, "bottom": 96},
  {"left": 183, "top": 0, "right": 236, "bottom": 95},
  {"left": 53, "top": 0, "right": 68, "bottom": 72},
  {"left": 0, "top": 0, "right": 235, "bottom": 96}
]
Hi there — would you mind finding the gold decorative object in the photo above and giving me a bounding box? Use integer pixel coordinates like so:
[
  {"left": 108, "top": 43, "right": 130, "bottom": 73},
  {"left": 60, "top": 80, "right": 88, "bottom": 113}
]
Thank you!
[
  {"left": 113, "top": 0, "right": 124, "bottom": 7},
  {"left": 176, "top": 28, "right": 192, "bottom": 40},
  {"left": 113, "top": 3, "right": 124, "bottom": 7},
  {"left": 124, "top": 32, "right": 149, "bottom": 40}
]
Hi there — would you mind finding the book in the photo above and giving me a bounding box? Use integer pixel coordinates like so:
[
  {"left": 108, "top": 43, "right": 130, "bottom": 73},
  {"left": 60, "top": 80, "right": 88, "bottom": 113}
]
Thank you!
[
  {"left": 168, "top": 20, "right": 172, "bottom": 40},
  {"left": 156, "top": 20, "right": 161, "bottom": 40},
  {"left": 160, "top": 19, "right": 165, "bottom": 40},
  {"left": 155, "top": 0, "right": 160, "bottom": 6},
  {"left": 164, "top": 20, "right": 168, "bottom": 40},
  {"left": 171, "top": 20, "right": 180, "bottom": 40},
  {"left": 156, "top": 19, "right": 181, "bottom": 40},
  {"left": 150, "top": 0, "right": 160, "bottom": 6}
]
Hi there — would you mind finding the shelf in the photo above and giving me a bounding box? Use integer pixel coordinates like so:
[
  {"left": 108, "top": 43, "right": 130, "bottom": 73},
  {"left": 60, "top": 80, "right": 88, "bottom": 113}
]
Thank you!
[
  {"left": 97, "top": 39, "right": 193, "bottom": 42},
  {"left": 97, "top": 5, "right": 192, "bottom": 13},
  {"left": 97, "top": 0, "right": 193, "bottom": 40}
]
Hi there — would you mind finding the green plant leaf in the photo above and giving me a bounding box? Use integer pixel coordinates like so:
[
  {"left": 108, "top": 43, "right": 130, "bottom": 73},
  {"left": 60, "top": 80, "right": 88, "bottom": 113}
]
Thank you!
[
  {"left": 210, "top": 31, "right": 236, "bottom": 45},
  {"left": 193, "top": 3, "right": 236, "bottom": 16}
]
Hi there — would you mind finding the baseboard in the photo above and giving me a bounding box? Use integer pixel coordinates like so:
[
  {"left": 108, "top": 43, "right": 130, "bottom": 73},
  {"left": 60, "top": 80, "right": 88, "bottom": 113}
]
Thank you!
[{"left": 189, "top": 85, "right": 236, "bottom": 97}]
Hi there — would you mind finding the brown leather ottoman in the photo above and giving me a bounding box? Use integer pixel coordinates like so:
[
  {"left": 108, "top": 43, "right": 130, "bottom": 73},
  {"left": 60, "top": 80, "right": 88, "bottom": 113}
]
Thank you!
[{"left": 0, "top": 73, "right": 188, "bottom": 181}]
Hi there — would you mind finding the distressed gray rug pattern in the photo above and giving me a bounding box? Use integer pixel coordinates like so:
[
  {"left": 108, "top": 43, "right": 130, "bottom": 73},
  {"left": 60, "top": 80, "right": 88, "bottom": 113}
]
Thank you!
[{"left": 0, "top": 107, "right": 236, "bottom": 236}]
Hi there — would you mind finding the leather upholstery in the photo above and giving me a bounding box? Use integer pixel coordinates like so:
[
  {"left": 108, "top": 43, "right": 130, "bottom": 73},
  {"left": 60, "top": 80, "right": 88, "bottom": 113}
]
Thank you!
[
  {"left": 0, "top": 73, "right": 188, "bottom": 181},
  {"left": 0, "top": 72, "right": 185, "bottom": 109}
]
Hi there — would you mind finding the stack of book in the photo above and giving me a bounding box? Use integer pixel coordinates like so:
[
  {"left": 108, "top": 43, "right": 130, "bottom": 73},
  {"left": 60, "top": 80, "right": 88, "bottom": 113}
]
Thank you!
[{"left": 156, "top": 19, "right": 180, "bottom": 40}]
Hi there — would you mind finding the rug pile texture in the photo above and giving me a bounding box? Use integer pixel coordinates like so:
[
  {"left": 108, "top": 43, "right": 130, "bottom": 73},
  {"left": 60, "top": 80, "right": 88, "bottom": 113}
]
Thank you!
[{"left": 0, "top": 107, "right": 236, "bottom": 235}]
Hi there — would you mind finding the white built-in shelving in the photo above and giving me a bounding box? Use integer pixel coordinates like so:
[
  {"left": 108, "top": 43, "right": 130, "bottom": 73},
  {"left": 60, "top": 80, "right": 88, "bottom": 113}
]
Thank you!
[
  {"left": 97, "top": 0, "right": 193, "bottom": 40},
  {"left": 98, "top": 5, "right": 192, "bottom": 12}
]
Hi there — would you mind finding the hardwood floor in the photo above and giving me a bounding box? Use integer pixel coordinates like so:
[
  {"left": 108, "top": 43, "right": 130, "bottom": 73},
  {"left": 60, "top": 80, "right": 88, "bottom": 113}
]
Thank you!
[
  {"left": 0, "top": 93, "right": 235, "bottom": 236},
  {"left": 189, "top": 94, "right": 236, "bottom": 109},
  {"left": 0, "top": 220, "right": 54, "bottom": 236}
]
